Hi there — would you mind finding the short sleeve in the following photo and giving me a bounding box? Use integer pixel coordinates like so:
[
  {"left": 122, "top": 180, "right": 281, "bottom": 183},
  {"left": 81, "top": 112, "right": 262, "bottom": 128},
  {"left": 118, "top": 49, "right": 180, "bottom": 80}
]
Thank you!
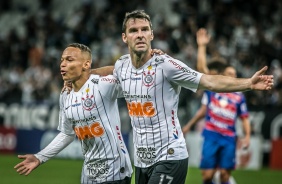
[{"left": 160, "top": 56, "right": 203, "bottom": 92}]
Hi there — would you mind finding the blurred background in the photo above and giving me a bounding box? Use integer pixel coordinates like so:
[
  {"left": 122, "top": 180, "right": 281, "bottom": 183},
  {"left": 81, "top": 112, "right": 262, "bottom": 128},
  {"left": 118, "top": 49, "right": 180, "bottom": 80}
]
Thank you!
[{"left": 0, "top": 0, "right": 282, "bottom": 178}]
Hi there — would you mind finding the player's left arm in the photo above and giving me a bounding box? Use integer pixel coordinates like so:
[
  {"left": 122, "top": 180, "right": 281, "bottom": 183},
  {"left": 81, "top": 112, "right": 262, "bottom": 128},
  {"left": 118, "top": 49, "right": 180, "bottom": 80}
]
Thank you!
[
  {"left": 14, "top": 132, "right": 75, "bottom": 176},
  {"left": 199, "top": 66, "right": 274, "bottom": 92}
]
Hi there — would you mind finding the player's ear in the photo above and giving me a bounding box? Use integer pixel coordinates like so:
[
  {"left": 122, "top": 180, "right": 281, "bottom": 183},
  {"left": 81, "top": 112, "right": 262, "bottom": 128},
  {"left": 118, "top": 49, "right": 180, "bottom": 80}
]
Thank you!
[
  {"left": 122, "top": 33, "right": 127, "bottom": 43},
  {"left": 83, "top": 60, "right": 91, "bottom": 71},
  {"left": 151, "top": 30, "right": 154, "bottom": 40}
]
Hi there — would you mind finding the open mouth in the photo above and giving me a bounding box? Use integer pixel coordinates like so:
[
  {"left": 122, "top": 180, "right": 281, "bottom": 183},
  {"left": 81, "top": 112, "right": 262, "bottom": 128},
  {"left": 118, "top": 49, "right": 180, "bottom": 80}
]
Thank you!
[{"left": 61, "top": 70, "right": 66, "bottom": 75}]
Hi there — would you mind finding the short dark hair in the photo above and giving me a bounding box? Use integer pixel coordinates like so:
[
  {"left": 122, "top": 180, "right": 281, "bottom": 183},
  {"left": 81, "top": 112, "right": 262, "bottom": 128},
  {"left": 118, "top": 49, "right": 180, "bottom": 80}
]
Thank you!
[
  {"left": 122, "top": 10, "right": 152, "bottom": 33},
  {"left": 207, "top": 61, "right": 228, "bottom": 74},
  {"left": 68, "top": 43, "right": 92, "bottom": 58}
]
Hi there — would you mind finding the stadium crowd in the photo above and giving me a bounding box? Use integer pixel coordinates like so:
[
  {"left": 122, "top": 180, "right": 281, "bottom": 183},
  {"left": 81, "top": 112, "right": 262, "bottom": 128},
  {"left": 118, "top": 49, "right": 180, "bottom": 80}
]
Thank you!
[{"left": 0, "top": 0, "right": 281, "bottom": 114}]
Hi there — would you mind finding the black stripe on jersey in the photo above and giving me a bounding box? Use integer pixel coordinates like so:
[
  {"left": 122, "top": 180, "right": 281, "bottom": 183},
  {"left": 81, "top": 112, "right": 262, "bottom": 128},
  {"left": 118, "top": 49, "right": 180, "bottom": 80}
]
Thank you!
[
  {"left": 81, "top": 84, "right": 100, "bottom": 165},
  {"left": 121, "top": 62, "right": 140, "bottom": 148},
  {"left": 140, "top": 68, "right": 149, "bottom": 151},
  {"left": 95, "top": 88, "right": 118, "bottom": 182},
  {"left": 160, "top": 70, "right": 169, "bottom": 159},
  {"left": 150, "top": 65, "right": 157, "bottom": 148},
  {"left": 133, "top": 67, "right": 145, "bottom": 147},
  {"left": 133, "top": 67, "right": 148, "bottom": 168},
  {"left": 121, "top": 61, "right": 130, "bottom": 91},
  {"left": 129, "top": 66, "right": 144, "bottom": 154},
  {"left": 160, "top": 69, "right": 170, "bottom": 160}
]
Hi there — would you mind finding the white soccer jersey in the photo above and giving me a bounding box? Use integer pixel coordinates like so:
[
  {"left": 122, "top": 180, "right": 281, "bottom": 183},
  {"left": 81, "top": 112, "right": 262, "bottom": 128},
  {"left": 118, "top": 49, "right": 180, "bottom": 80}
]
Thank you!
[
  {"left": 58, "top": 74, "right": 132, "bottom": 184},
  {"left": 114, "top": 54, "right": 203, "bottom": 168}
]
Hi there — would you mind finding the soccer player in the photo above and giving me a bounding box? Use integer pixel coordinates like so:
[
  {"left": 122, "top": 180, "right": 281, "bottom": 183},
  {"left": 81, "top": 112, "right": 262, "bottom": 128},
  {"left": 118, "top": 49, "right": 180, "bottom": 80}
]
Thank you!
[
  {"left": 113, "top": 10, "right": 272, "bottom": 184},
  {"left": 182, "top": 28, "right": 250, "bottom": 184},
  {"left": 14, "top": 43, "right": 133, "bottom": 184}
]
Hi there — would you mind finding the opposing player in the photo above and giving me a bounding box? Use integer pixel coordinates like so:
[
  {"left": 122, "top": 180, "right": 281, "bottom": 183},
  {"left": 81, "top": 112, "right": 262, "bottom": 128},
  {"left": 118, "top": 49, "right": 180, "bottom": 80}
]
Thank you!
[
  {"left": 182, "top": 28, "right": 250, "bottom": 184},
  {"left": 113, "top": 10, "right": 272, "bottom": 184},
  {"left": 14, "top": 43, "right": 132, "bottom": 184}
]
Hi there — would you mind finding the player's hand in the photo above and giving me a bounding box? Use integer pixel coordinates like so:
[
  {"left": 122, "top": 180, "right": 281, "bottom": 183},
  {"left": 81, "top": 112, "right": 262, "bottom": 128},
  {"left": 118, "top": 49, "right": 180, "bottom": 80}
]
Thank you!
[
  {"left": 241, "top": 137, "right": 250, "bottom": 149},
  {"left": 196, "top": 28, "right": 210, "bottom": 47},
  {"left": 61, "top": 81, "right": 72, "bottom": 94},
  {"left": 151, "top": 49, "right": 165, "bottom": 56},
  {"left": 14, "top": 154, "right": 40, "bottom": 176},
  {"left": 182, "top": 123, "right": 192, "bottom": 135},
  {"left": 250, "top": 66, "right": 274, "bottom": 90}
]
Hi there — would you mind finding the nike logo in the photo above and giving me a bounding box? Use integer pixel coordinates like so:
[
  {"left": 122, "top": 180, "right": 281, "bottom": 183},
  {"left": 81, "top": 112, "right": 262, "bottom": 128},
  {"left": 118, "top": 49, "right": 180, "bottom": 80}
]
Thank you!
[
  {"left": 65, "top": 105, "right": 71, "bottom": 110},
  {"left": 65, "top": 103, "right": 81, "bottom": 110},
  {"left": 121, "top": 78, "right": 129, "bottom": 81}
]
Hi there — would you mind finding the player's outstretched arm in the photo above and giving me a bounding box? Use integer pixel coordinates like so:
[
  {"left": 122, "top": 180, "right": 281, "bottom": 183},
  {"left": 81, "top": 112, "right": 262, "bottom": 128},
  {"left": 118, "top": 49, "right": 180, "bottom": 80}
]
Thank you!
[
  {"left": 14, "top": 132, "right": 75, "bottom": 176},
  {"left": 199, "top": 66, "right": 274, "bottom": 92},
  {"left": 14, "top": 154, "right": 40, "bottom": 176},
  {"left": 182, "top": 104, "right": 207, "bottom": 134}
]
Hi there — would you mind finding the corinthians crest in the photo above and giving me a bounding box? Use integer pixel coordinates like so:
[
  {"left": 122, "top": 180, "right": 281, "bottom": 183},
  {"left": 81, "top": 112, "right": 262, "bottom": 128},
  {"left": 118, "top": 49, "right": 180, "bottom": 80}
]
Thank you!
[
  {"left": 82, "top": 88, "right": 96, "bottom": 111},
  {"left": 142, "top": 65, "right": 155, "bottom": 87}
]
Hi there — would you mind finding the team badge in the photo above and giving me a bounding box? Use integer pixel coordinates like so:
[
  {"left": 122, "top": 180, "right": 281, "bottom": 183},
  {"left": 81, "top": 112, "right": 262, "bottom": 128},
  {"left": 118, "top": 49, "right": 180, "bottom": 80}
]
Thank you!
[
  {"left": 82, "top": 88, "right": 96, "bottom": 111},
  {"left": 154, "top": 57, "right": 165, "bottom": 63},
  {"left": 142, "top": 66, "right": 155, "bottom": 87}
]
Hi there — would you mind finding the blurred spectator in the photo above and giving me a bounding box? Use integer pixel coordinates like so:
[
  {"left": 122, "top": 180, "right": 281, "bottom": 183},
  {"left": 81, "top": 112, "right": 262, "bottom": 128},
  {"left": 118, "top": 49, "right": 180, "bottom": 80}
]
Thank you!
[{"left": 0, "top": 0, "right": 281, "bottom": 111}]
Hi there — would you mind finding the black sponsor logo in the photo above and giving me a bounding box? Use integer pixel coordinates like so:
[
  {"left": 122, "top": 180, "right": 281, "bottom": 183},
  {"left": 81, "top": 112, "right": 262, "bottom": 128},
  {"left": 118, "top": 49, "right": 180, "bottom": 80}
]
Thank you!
[
  {"left": 91, "top": 79, "right": 99, "bottom": 84},
  {"left": 87, "top": 162, "right": 109, "bottom": 179},
  {"left": 136, "top": 147, "right": 156, "bottom": 160},
  {"left": 155, "top": 57, "right": 165, "bottom": 63}
]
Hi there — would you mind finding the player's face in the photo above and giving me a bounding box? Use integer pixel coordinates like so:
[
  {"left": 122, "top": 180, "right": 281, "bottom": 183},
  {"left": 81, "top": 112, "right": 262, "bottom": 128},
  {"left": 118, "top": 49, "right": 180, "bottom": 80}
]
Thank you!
[
  {"left": 122, "top": 18, "right": 153, "bottom": 54},
  {"left": 60, "top": 47, "right": 86, "bottom": 82},
  {"left": 223, "top": 66, "right": 237, "bottom": 78}
]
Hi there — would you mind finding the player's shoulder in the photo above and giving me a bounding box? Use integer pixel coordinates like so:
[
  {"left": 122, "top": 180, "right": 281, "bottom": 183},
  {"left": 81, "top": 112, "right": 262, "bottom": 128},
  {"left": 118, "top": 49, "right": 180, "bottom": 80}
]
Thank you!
[
  {"left": 151, "top": 54, "right": 173, "bottom": 65},
  {"left": 115, "top": 54, "right": 131, "bottom": 68},
  {"left": 60, "top": 90, "right": 69, "bottom": 98},
  {"left": 151, "top": 54, "right": 189, "bottom": 71},
  {"left": 59, "top": 91, "right": 69, "bottom": 104},
  {"left": 88, "top": 74, "right": 119, "bottom": 84},
  {"left": 98, "top": 75, "right": 120, "bottom": 86}
]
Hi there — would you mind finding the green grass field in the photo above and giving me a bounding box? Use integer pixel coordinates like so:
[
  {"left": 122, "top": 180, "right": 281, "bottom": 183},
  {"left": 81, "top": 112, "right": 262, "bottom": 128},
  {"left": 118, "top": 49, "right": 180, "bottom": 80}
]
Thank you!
[{"left": 1, "top": 154, "right": 282, "bottom": 184}]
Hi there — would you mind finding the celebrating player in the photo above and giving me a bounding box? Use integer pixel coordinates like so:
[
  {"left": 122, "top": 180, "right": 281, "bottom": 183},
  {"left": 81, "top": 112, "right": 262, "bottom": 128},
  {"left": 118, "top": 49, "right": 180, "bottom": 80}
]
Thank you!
[
  {"left": 14, "top": 43, "right": 133, "bottom": 184},
  {"left": 113, "top": 10, "right": 273, "bottom": 184}
]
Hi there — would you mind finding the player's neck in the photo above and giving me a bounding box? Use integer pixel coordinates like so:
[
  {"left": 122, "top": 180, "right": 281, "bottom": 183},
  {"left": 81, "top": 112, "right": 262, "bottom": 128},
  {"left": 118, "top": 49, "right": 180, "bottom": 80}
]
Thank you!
[
  {"left": 131, "top": 51, "right": 151, "bottom": 69},
  {"left": 73, "top": 72, "right": 90, "bottom": 92}
]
